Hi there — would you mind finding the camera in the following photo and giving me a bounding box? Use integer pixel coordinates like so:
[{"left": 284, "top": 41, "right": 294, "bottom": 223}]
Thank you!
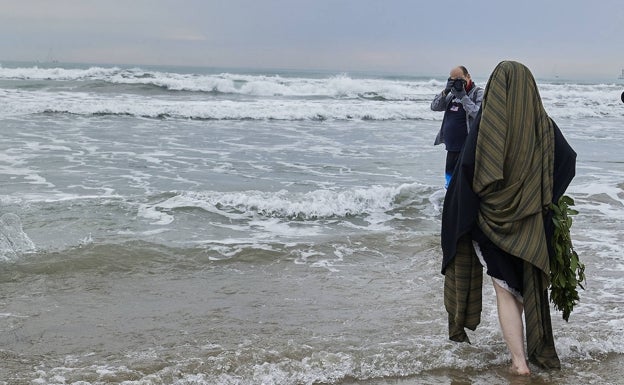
[{"left": 453, "top": 78, "right": 467, "bottom": 92}]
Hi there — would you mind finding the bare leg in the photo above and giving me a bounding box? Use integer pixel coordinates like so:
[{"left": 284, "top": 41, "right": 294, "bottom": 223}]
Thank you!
[{"left": 492, "top": 279, "right": 531, "bottom": 375}]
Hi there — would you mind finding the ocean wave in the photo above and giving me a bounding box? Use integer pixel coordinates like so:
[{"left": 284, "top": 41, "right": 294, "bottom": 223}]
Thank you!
[
  {"left": 24, "top": 334, "right": 624, "bottom": 385},
  {"left": 1, "top": 65, "right": 623, "bottom": 120},
  {"left": 0, "top": 65, "right": 123, "bottom": 81},
  {"left": 2, "top": 86, "right": 620, "bottom": 121},
  {"left": 138, "top": 184, "right": 428, "bottom": 224},
  {"left": 0, "top": 65, "right": 441, "bottom": 99},
  {"left": 0, "top": 88, "right": 439, "bottom": 120}
]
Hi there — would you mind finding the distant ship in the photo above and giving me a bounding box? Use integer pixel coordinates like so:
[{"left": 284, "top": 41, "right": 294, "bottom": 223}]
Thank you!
[{"left": 619, "top": 69, "right": 624, "bottom": 79}]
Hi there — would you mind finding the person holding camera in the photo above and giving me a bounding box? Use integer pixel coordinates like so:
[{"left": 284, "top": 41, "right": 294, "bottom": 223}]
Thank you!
[{"left": 431, "top": 66, "right": 484, "bottom": 187}]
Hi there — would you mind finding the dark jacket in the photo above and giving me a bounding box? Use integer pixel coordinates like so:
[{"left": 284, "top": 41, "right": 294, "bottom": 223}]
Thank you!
[{"left": 431, "top": 84, "right": 484, "bottom": 146}]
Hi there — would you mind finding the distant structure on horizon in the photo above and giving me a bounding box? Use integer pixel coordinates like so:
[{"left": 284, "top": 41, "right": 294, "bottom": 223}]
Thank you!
[{"left": 619, "top": 69, "right": 624, "bottom": 79}]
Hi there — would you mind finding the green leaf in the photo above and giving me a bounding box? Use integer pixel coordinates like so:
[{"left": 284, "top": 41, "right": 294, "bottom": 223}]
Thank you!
[
  {"left": 549, "top": 194, "right": 585, "bottom": 322},
  {"left": 561, "top": 195, "right": 575, "bottom": 206}
]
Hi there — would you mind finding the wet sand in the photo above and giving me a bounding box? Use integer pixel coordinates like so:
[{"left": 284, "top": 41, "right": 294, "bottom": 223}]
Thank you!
[{"left": 341, "top": 353, "right": 624, "bottom": 385}]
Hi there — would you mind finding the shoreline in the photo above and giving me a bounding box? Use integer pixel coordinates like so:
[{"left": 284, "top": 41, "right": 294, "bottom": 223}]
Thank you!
[{"left": 339, "top": 353, "right": 624, "bottom": 385}]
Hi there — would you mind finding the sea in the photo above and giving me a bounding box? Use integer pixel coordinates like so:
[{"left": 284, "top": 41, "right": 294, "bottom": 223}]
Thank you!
[{"left": 0, "top": 62, "right": 623, "bottom": 385}]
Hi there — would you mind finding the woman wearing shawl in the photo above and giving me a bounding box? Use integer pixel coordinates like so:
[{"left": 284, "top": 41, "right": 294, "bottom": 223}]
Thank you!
[{"left": 440, "top": 61, "right": 576, "bottom": 375}]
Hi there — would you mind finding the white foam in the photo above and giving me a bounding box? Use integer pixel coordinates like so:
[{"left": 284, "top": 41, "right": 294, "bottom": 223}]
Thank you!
[
  {"left": 0, "top": 88, "right": 439, "bottom": 121},
  {"left": 540, "top": 83, "right": 624, "bottom": 119},
  {"left": 0, "top": 312, "right": 28, "bottom": 318},
  {"left": 11, "top": 192, "right": 123, "bottom": 204},
  {"left": 139, "top": 183, "right": 426, "bottom": 223},
  {"left": 3, "top": 65, "right": 621, "bottom": 121},
  {"left": 570, "top": 182, "right": 624, "bottom": 204},
  {"left": 137, "top": 203, "right": 175, "bottom": 225},
  {"left": 0, "top": 65, "right": 121, "bottom": 80},
  {"left": 0, "top": 213, "right": 36, "bottom": 261},
  {"left": 0, "top": 66, "right": 440, "bottom": 99},
  {"left": 0, "top": 152, "right": 56, "bottom": 188}
]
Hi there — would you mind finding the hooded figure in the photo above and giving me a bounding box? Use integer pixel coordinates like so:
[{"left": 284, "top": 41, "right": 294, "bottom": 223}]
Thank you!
[{"left": 440, "top": 61, "right": 576, "bottom": 374}]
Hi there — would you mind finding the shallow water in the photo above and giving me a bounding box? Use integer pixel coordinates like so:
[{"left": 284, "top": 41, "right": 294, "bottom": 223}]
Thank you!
[{"left": 1, "top": 64, "right": 623, "bottom": 384}]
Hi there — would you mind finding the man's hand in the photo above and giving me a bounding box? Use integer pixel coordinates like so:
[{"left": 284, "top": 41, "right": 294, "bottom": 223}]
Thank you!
[
  {"left": 444, "top": 78, "right": 454, "bottom": 95},
  {"left": 451, "top": 84, "right": 466, "bottom": 99}
]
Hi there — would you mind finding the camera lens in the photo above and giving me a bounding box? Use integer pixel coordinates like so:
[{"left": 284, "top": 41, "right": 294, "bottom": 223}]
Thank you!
[{"left": 453, "top": 79, "right": 465, "bottom": 92}]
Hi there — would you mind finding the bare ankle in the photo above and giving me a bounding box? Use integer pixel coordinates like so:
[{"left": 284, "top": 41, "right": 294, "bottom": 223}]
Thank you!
[{"left": 509, "top": 361, "right": 531, "bottom": 376}]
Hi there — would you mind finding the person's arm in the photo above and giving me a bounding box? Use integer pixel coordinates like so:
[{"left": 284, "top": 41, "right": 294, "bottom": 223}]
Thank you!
[
  {"left": 431, "top": 78, "right": 454, "bottom": 111},
  {"left": 459, "top": 87, "right": 483, "bottom": 119},
  {"left": 431, "top": 92, "right": 450, "bottom": 111}
]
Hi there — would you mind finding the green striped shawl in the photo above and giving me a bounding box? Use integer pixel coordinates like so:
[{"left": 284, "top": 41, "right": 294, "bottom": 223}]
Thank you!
[
  {"left": 476, "top": 61, "right": 559, "bottom": 368},
  {"left": 474, "top": 61, "right": 554, "bottom": 276}
]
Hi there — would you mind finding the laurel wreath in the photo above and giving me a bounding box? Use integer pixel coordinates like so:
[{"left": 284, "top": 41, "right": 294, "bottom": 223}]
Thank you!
[{"left": 549, "top": 195, "right": 585, "bottom": 321}]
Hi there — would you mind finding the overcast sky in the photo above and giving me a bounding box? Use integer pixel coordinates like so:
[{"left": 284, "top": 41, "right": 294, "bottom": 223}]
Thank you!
[{"left": 0, "top": 0, "right": 622, "bottom": 80}]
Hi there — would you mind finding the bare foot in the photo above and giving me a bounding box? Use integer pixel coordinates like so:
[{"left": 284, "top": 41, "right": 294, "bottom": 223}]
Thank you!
[{"left": 509, "top": 362, "right": 531, "bottom": 376}]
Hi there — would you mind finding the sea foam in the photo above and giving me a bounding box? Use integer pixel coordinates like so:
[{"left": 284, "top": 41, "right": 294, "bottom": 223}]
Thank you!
[
  {"left": 0, "top": 213, "right": 36, "bottom": 260},
  {"left": 137, "top": 183, "right": 426, "bottom": 224},
  {"left": 1, "top": 65, "right": 621, "bottom": 121}
]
